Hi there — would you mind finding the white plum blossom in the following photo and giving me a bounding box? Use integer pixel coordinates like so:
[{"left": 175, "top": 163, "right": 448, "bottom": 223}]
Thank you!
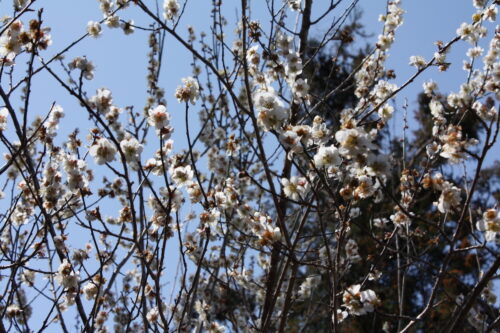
[
  {"left": 213, "top": 190, "right": 228, "bottom": 209},
  {"left": 333, "top": 309, "right": 349, "bottom": 324},
  {"left": 288, "top": 0, "right": 301, "bottom": 11},
  {"left": 89, "top": 137, "right": 117, "bottom": 165},
  {"left": 63, "top": 154, "right": 88, "bottom": 191},
  {"left": 0, "top": 108, "right": 8, "bottom": 131},
  {"left": 409, "top": 55, "right": 427, "bottom": 69},
  {"left": 390, "top": 209, "right": 411, "bottom": 227},
  {"left": 121, "top": 19, "right": 135, "bottom": 35},
  {"left": 373, "top": 217, "right": 389, "bottom": 228},
  {"left": 120, "top": 137, "right": 143, "bottom": 164},
  {"left": 473, "top": 0, "right": 486, "bottom": 8},
  {"left": 423, "top": 80, "right": 438, "bottom": 96},
  {"left": 175, "top": 77, "right": 200, "bottom": 104},
  {"left": 292, "top": 78, "right": 309, "bottom": 98},
  {"left": 44, "top": 105, "right": 65, "bottom": 138},
  {"left": 0, "top": 21, "right": 23, "bottom": 63},
  {"left": 164, "top": 0, "right": 180, "bottom": 20},
  {"left": 281, "top": 176, "right": 309, "bottom": 201},
  {"left": 187, "top": 182, "right": 203, "bottom": 203},
  {"left": 225, "top": 134, "right": 240, "bottom": 156},
  {"left": 311, "top": 116, "right": 330, "bottom": 145},
  {"left": 89, "top": 88, "right": 113, "bottom": 113},
  {"left": 472, "top": 101, "right": 497, "bottom": 121},
  {"left": 447, "top": 92, "right": 462, "bottom": 108},
  {"left": 456, "top": 22, "right": 487, "bottom": 44},
  {"left": 94, "top": 311, "right": 108, "bottom": 330},
  {"left": 378, "top": 104, "right": 394, "bottom": 120},
  {"left": 202, "top": 207, "right": 222, "bottom": 228},
  {"left": 98, "top": 0, "right": 112, "bottom": 13},
  {"left": 466, "top": 46, "right": 484, "bottom": 58},
  {"left": 429, "top": 98, "right": 444, "bottom": 119},
  {"left": 246, "top": 45, "right": 260, "bottom": 66},
  {"left": 297, "top": 275, "right": 320, "bottom": 299},
  {"left": 55, "top": 259, "right": 80, "bottom": 289},
  {"left": 21, "top": 270, "right": 35, "bottom": 286},
  {"left": 434, "top": 50, "right": 447, "bottom": 65},
  {"left": 313, "top": 145, "right": 341, "bottom": 169},
  {"left": 476, "top": 208, "right": 500, "bottom": 242},
  {"left": 377, "top": 33, "right": 394, "bottom": 50},
  {"left": 251, "top": 212, "right": 281, "bottom": 247},
  {"left": 276, "top": 32, "right": 293, "bottom": 55},
  {"left": 231, "top": 39, "right": 243, "bottom": 57},
  {"left": 483, "top": 4, "right": 497, "bottom": 22},
  {"left": 87, "top": 21, "right": 102, "bottom": 38},
  {"left": 279, "top": 130, "right": 302, "bottom": 155},
  {"left": 354, "top": 175, "right": 378, "bottom": 199},
  {"left": 146, "top": 307, "right": 160, "bottom": 323},
  {"left": 105, "top": 15, "right": 120, "bottom": 28},
  {"left": 68, "top": 56, "right": 95, "bottom": 80},
  {"left": 439, "top": 125, "right": 468, "bottom": 163},
  {"left": 147, "top": 104, "right": 170, "bottom": 129},
  {"left": 159, "top": 187, "right": 184, "bottom": 211},
  {"left": 5, "top": 304, "right": 22, "bottom": 320},
  {"left": 82, "top": 282, "right": 99, "bottom": 300},
  {"left": 342, "top": 284, "right": 379, "bottom": 316},
  {"left": 254, "top": 89, "right": 288, "bottom": 130},
  {"left": 169, "top": 165, "right": 194, "bottom": 187},
  {"left": 285, "top": 52, "right": 303, "bottom": 77},
  {"left": 436, "top": 183, "right": 461, "bottom": 214},
  {"left": 373, "top": 80, "right": 397, "bottom": 100},
  {"left": 290, "top": 125, "right": 312, "bottom": 146},
  {"left": 335, "top": 127, "right": 374, "bottom": 157}
]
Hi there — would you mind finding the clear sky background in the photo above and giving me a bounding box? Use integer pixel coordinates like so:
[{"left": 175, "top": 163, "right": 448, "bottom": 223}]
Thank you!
[{"left": 1, "top": 0, "right": 498, "bottom": 329}]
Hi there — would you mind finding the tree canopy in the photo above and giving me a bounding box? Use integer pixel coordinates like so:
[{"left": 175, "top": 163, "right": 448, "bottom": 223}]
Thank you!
[{"left": 0, "top": 0, "right": 499, "bottom": 332}]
